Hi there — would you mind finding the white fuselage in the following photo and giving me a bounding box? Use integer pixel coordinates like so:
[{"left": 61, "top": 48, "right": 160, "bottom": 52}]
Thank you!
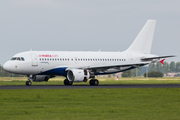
[{"left": 3, "top": 51, "right": 156, "bottom": 76}]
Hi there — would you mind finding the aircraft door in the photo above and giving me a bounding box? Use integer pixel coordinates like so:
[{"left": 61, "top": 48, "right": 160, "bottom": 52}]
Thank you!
[
  {"left": 127, "top": 54, "right": 133, "bottom": 62},
  {"left": 30, "top": 53, "right": 38, "bottom": 66}
]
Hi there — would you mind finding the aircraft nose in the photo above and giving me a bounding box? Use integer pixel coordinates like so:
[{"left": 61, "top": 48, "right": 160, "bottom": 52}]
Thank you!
[{"left": 3, "top": 61, "right": 11, "bottom": 72}]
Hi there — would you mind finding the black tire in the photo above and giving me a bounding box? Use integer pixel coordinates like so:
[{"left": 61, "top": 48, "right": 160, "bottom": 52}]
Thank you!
[
  {"left": 26, "top": 81, "right": 32, "bottom": 86},
  {"left": 94, "top": 79, "right": 99, "bottom": 86},
  {"left": 64, "top": 79, "right": 73, "bottom": 85},
  {"left": 89, "top": 79, "right": 99, "bottom": 86},
  {"left": 89, "top": 80, "right": 94, "bottom": 85}
]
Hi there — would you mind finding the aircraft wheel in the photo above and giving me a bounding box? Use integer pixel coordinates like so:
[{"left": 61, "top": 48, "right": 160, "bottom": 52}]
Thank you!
[
  {"left": 64, "top": 79, "right": 73, "bottom": 85},
  {"left": 89, "top": 79, "right": 99, "bottom": 86},
  {"left": 26, "top": 81, "right": 32, "bottom": 86},
  {"left": 94, "top": 79, "right": 99, "bottom": 86}
]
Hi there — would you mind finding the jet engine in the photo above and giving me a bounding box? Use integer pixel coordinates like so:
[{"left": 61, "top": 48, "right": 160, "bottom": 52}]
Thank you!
[
  {"left": 30, "top": 75, "right": 50, "bottom": 82},
  {"left": 67, "top": 69, "right": 90, "bottom": 82}
]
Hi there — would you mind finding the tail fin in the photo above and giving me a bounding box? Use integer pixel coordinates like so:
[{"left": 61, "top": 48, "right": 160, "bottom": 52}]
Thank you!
[{"left": 126, "top": 20, "right": 156, "bottom": 54}]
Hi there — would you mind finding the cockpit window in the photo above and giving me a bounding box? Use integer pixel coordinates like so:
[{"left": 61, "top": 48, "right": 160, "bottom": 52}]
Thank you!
[
  {"left": 11, "top": 57, "right": 16, "bottom": 60},
  {"left": 17, "top": 57, "right": 21, "bottom": 60},
  {"left": 11, "top": 57, "right": 25, "bottom": 61},
  {"left": 21, "top": 57, "right": 25, "bottom": 61}
]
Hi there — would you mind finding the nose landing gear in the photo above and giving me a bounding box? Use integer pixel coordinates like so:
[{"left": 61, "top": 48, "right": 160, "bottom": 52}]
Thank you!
[{"left": 26, "top": 81, "right": 32, "bottom": 86}]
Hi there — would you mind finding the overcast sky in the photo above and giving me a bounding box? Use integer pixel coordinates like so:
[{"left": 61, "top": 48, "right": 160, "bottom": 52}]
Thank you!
[{"left": 0, "top": 0, "right": 180, "bottom": 64}]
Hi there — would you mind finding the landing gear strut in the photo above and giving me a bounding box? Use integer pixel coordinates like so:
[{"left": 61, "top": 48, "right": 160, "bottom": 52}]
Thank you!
[
  {"left": 89, "top": 79, "right": 99, "bottom": 86},
  {"left": 26, "top": 81, "right": 32, "bottom": 86},
  {"left": 64, "top": 79, "right": 73, "bottom": 85}
]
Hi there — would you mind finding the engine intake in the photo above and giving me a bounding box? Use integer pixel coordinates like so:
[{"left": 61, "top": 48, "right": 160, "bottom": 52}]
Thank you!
[{"left": 67, "top": 69, "right": 90, "bottom": 82}]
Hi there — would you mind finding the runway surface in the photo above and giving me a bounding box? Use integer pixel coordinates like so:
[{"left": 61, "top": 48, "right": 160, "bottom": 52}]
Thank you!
[{"left": 1, "top": 84, "right": 180, "bottom": 89}]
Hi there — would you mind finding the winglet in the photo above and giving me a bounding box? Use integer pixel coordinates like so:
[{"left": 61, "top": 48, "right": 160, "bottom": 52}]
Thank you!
[{"left": 160, "top": 59, "right": 165, "bottom": 65}]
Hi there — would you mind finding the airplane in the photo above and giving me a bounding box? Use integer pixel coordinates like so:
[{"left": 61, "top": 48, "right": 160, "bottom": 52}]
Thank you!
[{"left": 3, "top": 20, "right": 175, "bottom": 86}]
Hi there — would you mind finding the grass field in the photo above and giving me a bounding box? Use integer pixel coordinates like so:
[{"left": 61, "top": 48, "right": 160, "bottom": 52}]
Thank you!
[
  {"left": 0, "top": 88, "right": 180, "bottom": 120},
  {"left": 1, "top": 77, "right": 180, "bottom": 120},
  {"left": 1, "top": 77, "right": 180, "bottom": 85}
]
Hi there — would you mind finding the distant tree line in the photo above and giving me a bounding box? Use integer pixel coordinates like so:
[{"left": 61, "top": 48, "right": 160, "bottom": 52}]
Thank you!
[
  {"left": 122, "top": 61, "right": 180, "bottom": 77},
  {"left": 143, "top": 71, "right": 163, "bottom": 77}
]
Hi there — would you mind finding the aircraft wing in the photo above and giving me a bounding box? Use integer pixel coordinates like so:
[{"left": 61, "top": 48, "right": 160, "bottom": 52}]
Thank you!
[
  {"left": 66, "top": 61, "right": 150, "bottom": 72},
  {"left": 141, "top": 55, "right": 176, "bottom": 61}
]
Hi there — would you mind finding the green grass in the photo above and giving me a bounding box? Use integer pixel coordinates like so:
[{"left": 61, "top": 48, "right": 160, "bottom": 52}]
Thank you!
[
  {"left": 1, "top": 77, "right": 180, "bottom": 85},
  {"left": 0, "top": 88, "right": 180, "bottom": 120}
]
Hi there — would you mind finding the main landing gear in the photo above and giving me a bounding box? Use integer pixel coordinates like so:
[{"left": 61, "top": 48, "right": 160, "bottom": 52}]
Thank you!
[
  {"left": 64, "top": 79, "right": 73, "bottom": 85},
  {"left": 63, "top": 79, "right": 99, "bottom": 86},
  {"left": 89, "top": 79, "right": 99, "bottom": 86},
  {"left": 26, "top": 81, "right": 32, "bottom": 86}
]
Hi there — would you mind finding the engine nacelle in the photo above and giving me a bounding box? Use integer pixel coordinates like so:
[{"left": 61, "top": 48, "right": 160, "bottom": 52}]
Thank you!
[
  {"left": 67, "top": 69, "right": 90, "bottom": 82},
  {"left": 30, "top": 75, "right": 50, "bottom": 82}
]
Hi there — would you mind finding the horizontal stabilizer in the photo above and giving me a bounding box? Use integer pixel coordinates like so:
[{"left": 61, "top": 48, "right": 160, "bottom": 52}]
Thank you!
[{"left": 141, "top": 55, "right": 176, "bottom": 61}]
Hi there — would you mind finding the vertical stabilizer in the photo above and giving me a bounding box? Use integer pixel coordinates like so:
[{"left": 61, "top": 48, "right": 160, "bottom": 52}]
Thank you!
[{"left": 126, "top": 20, "right": 156, "bottom": 54}]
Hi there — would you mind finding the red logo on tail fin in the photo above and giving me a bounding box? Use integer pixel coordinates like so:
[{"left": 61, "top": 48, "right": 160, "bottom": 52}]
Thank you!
[{"left": 160, "top": 59, "right": 165, "bottom": 65}]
